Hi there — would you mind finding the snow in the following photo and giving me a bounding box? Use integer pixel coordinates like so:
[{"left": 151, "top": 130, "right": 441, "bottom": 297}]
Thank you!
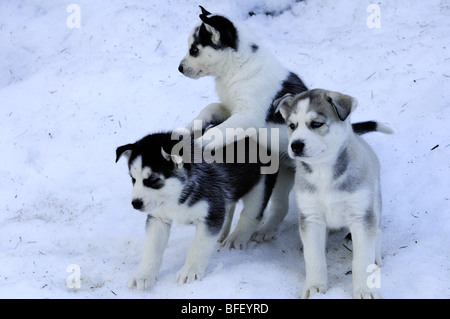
[{"left": 1, "top": 0, "right": 449, "bottom": 299}]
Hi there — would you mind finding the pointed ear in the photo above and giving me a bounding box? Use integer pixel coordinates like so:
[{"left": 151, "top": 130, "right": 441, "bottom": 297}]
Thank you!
[
  {"left": 202, "top": 23, "right": 221, "bottom": 45},
  {"left": 199, "top": 9, "right": 220, "bottom": 44},
  {"left": 116, "top": 143, "right": 134, "bottom": 163},
  {"left": 171, "top": 154, "right": 184, "bottom": 169},
  {"left": 273, "top": 93, "right": 295, "bottom": 120},
  {"left": 161, "top": 147, "right": 171, "bottom": 162},
  {"left": 161, "top": 147, "right": 184, "bottom": 169},
  {"left": 326, "top": 91, "right": 358, "bottom": 121},
  {"left": 199, "top": 11, "right": 238, "bottom": 50},
  {"left": 199, "top": 5, "right": 211, "bottom": 17},
  {"left": 199, "top": 10, "right": 212, "bottom": 24}
]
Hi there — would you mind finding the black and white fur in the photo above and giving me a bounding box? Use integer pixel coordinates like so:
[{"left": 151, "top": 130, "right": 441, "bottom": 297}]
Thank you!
[
  {"left": 275, "top": 89, "right": 392, "bottom": 299},
  {"left": 179, "top": 6, "right": 386, "bottom": 243},
  {"left": 116, "top": 133, "right": 276, "bottom": 290}
]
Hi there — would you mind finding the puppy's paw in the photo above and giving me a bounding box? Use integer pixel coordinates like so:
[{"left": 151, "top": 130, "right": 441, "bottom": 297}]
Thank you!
[
  {"left": 185, "top": 121, "right": 195, "bottom": 134},
  {"left": 353, "top": 288, "right": 382, "bottom": 299},
  {"left": 222, "top": 237, "right": 248, "bottom": 250},
  {"left": 201, "top": 128, "right": 227, "bottom": 149},
  {"left": 217, "top": 229, "right": 230, "bottom": 244},
  {"left": 252, "top": 229, "right": 276, "bottom": 243},
  {"left": 194, "top": 136, "right": 206, "bottom": 149},
  {"left": 186, "top": 120, "right": 205, "bottom": 136},
  {"left": 176, "top": 264, "right": 205, "bottom": 285},
  {"left": 173, "top": 126, "right": 191, "bottom": 136},
  {"left": 222, "top": 231, "right": 252, "bottom": 250},
  {"left": 299, "top": 283, "right": 328, "bottom": 299},
  {"left": 127, "top": 275, "right": 156, "bottom": 291}
]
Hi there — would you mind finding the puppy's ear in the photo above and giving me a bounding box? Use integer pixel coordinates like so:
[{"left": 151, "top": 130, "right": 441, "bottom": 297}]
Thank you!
[
  {"left": 202, "top": 23, "right": 221, "bottom": 45},
  {"left": 199, "top": 11, "right": 238, "bottom": 50},
  {"left": 199, "top": 8, "right": 220, "bottom": 44},
  {"left": 161, "top": 147, "right": 171, "bottom": 162},
  {"left": 171, "top": 154, "right": 184, "bottom": 169},
  {"left": 326, "top": 91, "right": 358, "bottom": 121},
  {"left": 273, "top": 93, "right": 295, "bottom": 120},
  {"left": 161, "top": 147, "right": 184, "bottom": 169},
  {"left": 199, "top": 5, "right": 211, "bottom": 17},
  {"left": 116, "top": 143, "right": 134, "bottom": 163}
]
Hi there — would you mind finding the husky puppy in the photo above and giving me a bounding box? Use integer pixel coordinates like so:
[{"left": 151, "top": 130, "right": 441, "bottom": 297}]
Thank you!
[
  {"left": 178, "top": 6, "right": 387, "bottom": 243},
  {"left": 275, "top": 89, "right": 392, "bottom": 299},
  {"left": 116, "top": 132, "right": 276, "bottom": 290}
]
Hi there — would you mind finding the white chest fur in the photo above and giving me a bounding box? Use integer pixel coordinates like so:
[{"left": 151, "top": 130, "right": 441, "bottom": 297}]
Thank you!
[
  {"left": 294, "top": 162, "right": 372, "bottom": 230},
  {"left": 148, "top": 199, "right": 209, "bottom": 226}
]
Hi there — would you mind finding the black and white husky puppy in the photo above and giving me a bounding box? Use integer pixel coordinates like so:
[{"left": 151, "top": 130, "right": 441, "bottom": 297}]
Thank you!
[
  {"left": 179, "top": 6, "right": 383, "bottom": 242},
  {"left": 116, "top": 132, "right": 277, "bottom": 290}
]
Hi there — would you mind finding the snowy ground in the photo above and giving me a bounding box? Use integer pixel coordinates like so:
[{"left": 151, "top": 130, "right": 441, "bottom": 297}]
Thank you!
[{"left": 1, "top": 0, "right": 449, "bottom": 299}]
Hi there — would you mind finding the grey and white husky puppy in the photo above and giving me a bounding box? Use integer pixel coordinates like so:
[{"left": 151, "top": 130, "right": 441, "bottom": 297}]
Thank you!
[{"left": 275, "top": 89, "right": 392, "bottom": 298}]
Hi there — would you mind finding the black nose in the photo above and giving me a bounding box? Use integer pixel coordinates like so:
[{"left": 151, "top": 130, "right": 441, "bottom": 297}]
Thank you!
[
  {"left": 291, "top": 140, "right": 305, "bottom": 156},
  {"left": 132, "top": 199, "right": 143, "bottom": 210},
  {"left": 178, "top": 64, "right": 184, "bottom": 73}
]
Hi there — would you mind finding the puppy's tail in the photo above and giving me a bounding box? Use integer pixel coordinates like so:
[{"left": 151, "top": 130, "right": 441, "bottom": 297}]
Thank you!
[{"left": 352, "top": 121, "right": 394, "bottom": 135}]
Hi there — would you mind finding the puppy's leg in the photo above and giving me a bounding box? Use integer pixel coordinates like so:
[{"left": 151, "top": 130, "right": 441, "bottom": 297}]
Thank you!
[
  {"left": 128, "top": 215, "right": 171, "bottom": 290},
  {"left": 374, "top": 226, "right": 383, "bottom": 267},
  {"left": 177, "top": 221, "right": 220, "bottom": 284},
  {"left": 198, "top": 112, "right": 261, "bottom": 150},
  {"left": 253, "top": 164, "right": 294, "bottom": 242},
  {"left": 349, "top": 222, "right": 381, "bottom": 299},
  {"left": 218, "top": 203, "right": 236, "bottom": 243},
  {"left": 222, "top": 175, "right": 274, "bottom": 250},
  {"left": 299, "top": 214, "right": 328, "bottom": 299},
  {"left": 187, "top": 103, "right": 230, "bottom": 134}
]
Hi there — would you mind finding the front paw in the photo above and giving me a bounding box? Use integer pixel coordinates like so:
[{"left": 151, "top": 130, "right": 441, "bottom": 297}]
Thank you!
[
  {"left": 128, "top": 275, "right": 157, "bottom": 291},
  {"left": 300, "top": 282, "right": 328, "bottom": 299},
  {"left": 194, "top": 136, "right": 206, "bottom": 149},
  {"left": 222, "top": 231, "right": 251, "bottom": 250},
  {"left": 353, "top": 287, "right": 382, "bottom": 299},
  {"left": 176, "top": 264, "right": 205, "bottom": 285},
  {"left": 252, "top": 227, "right": 277, "bottom": 243},
  {"left": 186, "top": 120, "right": 204, "bottom": 136},
  {"left": 200, "top": 129, "right": 226, "bottom": 150}
]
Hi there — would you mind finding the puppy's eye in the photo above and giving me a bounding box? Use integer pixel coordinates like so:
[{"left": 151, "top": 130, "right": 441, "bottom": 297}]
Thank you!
[
  {"left": 190, "top": 46, "right": 199, "bottom": 57},
  {"left": 288, "top": 123, "right": 297, "bottom": 130},
  {"left": 131, "top": 177, "right": 136, "bottom": 184},
  {"left": 311, "top": 121, "right": 324, "bottom": 129},
  {"left": 143, "top": 176, "right": 161, "bottom": 188}
]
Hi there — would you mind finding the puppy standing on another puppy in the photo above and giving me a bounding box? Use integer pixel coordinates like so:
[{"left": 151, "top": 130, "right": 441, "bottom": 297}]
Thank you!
[
  {"left": 275, "top": 89, "right": 392, "bottom": 299},
  {"left": 179, "top": 6, "right": 386, "bottom": 244}
]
